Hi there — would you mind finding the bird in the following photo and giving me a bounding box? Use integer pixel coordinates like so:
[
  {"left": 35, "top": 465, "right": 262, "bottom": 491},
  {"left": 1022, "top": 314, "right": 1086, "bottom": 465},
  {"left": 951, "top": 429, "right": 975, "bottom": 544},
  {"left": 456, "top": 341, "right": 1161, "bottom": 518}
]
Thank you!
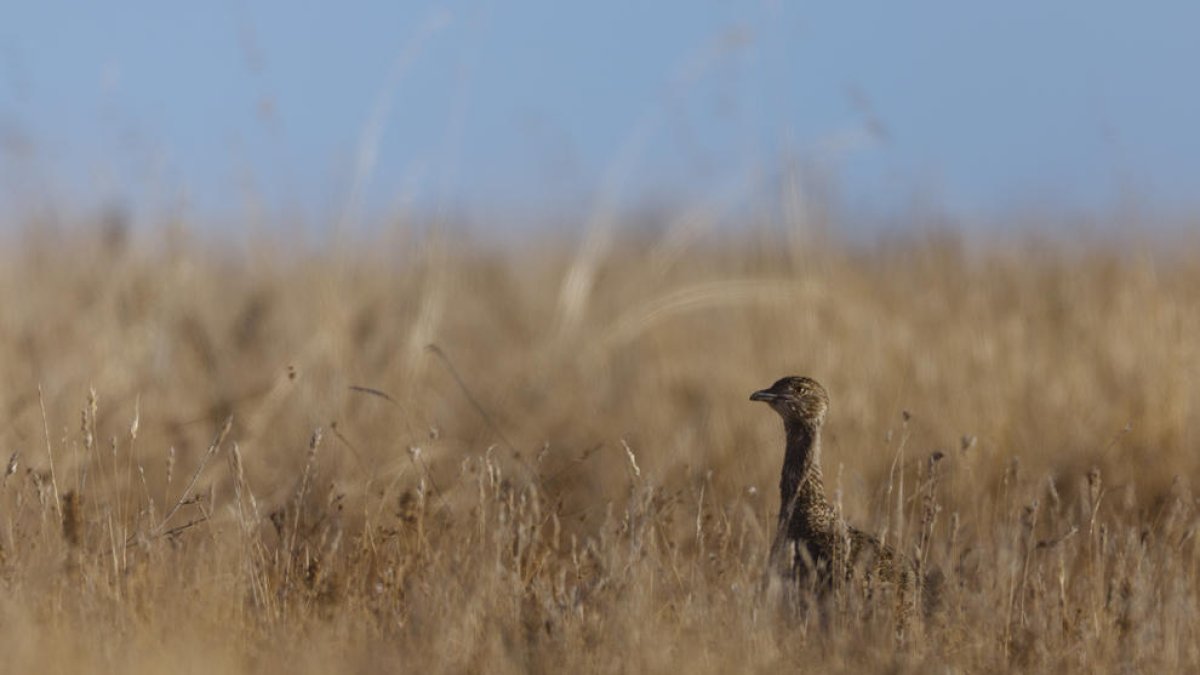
[{"left": 750, "top": 376, "right": 925, "bottom": 611}]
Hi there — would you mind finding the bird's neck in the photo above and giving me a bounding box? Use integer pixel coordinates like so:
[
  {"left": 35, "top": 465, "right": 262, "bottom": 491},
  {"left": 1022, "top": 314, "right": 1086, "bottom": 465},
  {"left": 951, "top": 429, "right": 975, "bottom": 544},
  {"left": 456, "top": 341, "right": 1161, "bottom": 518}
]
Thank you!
[{"left": 779, "top": 421, "right": 832, "bottom": 529}]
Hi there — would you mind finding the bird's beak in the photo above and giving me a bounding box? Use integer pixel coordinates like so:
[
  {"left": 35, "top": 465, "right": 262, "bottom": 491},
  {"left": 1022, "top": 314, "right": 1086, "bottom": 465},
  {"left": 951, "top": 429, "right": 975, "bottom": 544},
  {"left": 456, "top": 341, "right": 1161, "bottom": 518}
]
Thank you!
[{"left": 750, "top": 389, "right": 778, "bottom": 402}]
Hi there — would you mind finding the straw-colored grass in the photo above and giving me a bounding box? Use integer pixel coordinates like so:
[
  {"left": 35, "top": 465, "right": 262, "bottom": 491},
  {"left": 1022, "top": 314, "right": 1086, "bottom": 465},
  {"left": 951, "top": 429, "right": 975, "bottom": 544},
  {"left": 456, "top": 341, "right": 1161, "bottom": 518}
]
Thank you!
[{"left": 1, "top": 225, "right": 1198, "bottom": 673}]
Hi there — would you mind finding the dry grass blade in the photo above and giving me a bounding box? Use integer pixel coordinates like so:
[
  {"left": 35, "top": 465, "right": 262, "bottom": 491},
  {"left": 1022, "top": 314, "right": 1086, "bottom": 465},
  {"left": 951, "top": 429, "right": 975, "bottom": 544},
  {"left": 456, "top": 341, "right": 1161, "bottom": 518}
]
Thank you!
[
  {"left": 154, "top": 416, "right": 233, "bottom": 536},
  {"left": 425, "top": 343, "right": 539, "bottom": 483},
  {"left": 37, "top": 384, "right": 62, "bottom": 516},
  {"left": 596, "top": 279, "right": 818, "bottom": 352},
  {"left": 348, "top": 385, "right": 399, "bottom": 405}
]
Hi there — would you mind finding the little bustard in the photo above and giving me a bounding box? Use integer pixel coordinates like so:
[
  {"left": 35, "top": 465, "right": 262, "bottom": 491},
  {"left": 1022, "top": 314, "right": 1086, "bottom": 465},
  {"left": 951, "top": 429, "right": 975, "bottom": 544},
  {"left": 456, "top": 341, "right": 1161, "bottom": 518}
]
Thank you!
[{"left": 751, "top": 376, "right": 934, "bottom": 615}]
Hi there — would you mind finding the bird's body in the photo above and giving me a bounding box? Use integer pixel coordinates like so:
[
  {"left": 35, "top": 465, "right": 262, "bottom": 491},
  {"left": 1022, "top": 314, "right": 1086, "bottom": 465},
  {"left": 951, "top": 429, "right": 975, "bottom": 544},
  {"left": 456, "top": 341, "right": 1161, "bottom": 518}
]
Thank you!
[{"left": 751, "top": 376, "right": 925, "bottom": 610}]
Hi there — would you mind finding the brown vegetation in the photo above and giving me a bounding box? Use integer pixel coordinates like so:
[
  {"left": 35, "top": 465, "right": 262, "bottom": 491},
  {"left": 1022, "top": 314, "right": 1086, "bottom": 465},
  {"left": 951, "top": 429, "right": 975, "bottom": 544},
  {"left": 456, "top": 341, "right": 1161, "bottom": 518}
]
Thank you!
[{"left": 0, "top": 225, "right": 1198, "bottom": 673}]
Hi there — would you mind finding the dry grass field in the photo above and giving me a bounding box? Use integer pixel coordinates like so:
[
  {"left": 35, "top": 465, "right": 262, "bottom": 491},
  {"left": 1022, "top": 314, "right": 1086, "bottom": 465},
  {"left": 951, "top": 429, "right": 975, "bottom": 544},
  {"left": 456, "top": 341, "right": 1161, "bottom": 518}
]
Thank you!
[{"left": 1, "top": 222, "right": 1198, "bottom": 673}]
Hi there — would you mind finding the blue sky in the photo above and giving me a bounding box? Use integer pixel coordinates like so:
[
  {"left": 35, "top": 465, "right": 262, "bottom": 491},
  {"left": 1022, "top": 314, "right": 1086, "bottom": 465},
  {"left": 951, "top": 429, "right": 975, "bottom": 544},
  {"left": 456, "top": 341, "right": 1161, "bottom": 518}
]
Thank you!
[{"left": 2, "top": 1, "right": 1198, "bottom": 231}]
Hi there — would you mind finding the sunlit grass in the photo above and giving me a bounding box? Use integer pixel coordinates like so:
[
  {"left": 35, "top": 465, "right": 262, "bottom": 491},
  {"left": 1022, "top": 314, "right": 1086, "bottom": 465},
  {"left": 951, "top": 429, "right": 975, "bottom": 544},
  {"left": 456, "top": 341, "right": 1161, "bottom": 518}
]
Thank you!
[{"left": 0, "top": 225, "right": 1197, "bottom": 672}]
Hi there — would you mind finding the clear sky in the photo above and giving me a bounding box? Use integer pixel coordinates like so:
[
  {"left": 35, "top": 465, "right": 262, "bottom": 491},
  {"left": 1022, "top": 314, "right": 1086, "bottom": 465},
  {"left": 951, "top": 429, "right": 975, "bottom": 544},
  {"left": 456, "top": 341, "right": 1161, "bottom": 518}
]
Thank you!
[{"left": 1, "top": 1, "right": 1198, "bottom": 232}]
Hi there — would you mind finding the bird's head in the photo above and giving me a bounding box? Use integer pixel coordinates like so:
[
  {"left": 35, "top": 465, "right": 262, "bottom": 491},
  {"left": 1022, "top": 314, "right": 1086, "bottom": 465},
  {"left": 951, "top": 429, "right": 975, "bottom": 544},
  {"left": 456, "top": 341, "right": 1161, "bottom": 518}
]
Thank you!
[{"left": 750, "top": 376, "right": 829, "bottom": 427}]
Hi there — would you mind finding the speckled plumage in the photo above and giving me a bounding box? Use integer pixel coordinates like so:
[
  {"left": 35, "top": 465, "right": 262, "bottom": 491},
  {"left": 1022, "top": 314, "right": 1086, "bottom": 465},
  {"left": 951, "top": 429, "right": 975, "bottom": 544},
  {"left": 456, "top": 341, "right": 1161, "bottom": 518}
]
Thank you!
[{"left": 751, "top": 376, "right": 927, "bottom": 613}]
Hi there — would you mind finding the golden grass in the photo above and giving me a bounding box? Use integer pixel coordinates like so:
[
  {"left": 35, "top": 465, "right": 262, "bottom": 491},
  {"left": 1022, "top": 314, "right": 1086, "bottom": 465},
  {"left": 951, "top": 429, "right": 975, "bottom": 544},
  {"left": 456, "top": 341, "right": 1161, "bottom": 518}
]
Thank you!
[{"left": 1, "top": 225, "right": 1199, "bottom": 673}]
